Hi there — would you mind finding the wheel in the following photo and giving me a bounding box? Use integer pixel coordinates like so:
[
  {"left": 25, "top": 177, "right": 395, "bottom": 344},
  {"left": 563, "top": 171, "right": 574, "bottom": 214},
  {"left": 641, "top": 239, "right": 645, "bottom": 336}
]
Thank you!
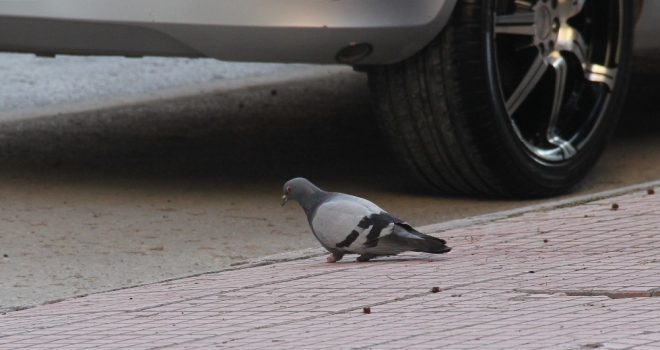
[{"left": 368, "top": 0, "right": 634, "bottom": 198}]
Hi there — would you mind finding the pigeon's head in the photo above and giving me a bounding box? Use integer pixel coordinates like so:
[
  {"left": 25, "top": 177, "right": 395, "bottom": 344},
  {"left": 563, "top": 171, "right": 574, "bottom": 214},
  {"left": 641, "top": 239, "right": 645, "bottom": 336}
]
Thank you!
[{"left": 281, "top": 177, "right": 319, "bottom": 207}]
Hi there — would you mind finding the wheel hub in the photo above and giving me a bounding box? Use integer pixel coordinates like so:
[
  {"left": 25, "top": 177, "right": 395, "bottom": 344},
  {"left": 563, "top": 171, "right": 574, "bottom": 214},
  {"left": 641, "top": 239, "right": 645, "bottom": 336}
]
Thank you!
[
  {"left": 532, "top": 0, "right": 571, "bottom": 56},
  {"left": 535, "top": 6, "right": 554, "bottom": 42},
  {"left": 494, "top": 0, "right": 623, "bottom": 162}
]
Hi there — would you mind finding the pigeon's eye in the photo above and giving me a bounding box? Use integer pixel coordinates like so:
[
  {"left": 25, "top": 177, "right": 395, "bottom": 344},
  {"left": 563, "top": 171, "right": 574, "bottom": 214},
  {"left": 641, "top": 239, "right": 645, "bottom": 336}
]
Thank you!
[{"left": 287, "top": 186, "right": 293, "bottom": 192}]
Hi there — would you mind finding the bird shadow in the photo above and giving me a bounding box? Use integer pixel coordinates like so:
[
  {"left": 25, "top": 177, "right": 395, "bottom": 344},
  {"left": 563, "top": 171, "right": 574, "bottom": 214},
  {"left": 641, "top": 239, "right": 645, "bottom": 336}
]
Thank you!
[{"left": 314, "top": 254, "right": 452, "bottom": 265}]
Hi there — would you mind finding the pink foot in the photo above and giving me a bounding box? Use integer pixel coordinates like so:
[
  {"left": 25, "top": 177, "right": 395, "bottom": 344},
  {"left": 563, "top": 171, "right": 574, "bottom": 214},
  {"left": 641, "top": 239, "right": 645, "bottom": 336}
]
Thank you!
[{"left": 326, "top": 253, "right": 344, "bottom": 263}]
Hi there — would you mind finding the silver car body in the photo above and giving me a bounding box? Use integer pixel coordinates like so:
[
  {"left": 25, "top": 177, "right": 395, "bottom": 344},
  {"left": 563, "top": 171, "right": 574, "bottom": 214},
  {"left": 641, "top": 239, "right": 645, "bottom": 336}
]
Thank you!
[
  {"left": 0, "top": 0, "right": 457, "bottom": 64},
  {"left": 0, "top": 0, "right": 657, "bottom": 63}
]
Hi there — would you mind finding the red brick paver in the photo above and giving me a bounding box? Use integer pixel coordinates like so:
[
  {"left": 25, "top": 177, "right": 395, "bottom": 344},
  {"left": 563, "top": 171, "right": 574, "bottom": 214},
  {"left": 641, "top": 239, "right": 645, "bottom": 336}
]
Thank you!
[{"left": 3, "top": 190, "right": 660, "bottom": 349}]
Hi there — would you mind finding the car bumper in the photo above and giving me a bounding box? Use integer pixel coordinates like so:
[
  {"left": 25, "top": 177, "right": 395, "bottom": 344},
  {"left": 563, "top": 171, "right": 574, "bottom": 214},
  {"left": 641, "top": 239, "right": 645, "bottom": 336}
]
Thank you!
[{"left": 0, "top": 0, "right": 457, "bottom": 64}]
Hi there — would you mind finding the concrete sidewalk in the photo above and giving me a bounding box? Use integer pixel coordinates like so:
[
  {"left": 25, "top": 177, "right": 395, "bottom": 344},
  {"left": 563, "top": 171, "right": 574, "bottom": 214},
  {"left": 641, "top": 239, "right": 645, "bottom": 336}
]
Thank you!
[{"left": 3, "top": 183, "right": 660, "bottom": 349}]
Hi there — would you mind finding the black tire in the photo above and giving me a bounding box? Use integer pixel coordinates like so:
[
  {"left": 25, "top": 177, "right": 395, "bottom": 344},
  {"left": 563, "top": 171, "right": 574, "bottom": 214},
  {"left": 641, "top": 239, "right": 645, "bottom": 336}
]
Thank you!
[{"left": 368, "top": 0, "right": 634, "bottom": 198}]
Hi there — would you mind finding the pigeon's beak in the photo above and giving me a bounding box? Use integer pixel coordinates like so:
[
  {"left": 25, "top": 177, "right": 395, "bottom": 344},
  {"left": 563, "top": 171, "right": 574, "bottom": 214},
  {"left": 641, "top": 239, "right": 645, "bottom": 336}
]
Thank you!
[{"left": 281, "top": 195, "right": 288, "bottom": 207}]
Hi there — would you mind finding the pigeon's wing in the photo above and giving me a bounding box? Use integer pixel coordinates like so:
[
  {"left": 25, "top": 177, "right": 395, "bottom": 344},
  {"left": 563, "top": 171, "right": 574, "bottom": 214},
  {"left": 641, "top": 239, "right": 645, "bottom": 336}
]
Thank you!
[
  {"left": 311, "top": 199, "right": 398, "bottom": 252},
  {"left": 349, "top": 206, "right": 449, "bottom": 256},
  {"left": 363, "top": 224, "right": 450, "bottom": 255}
]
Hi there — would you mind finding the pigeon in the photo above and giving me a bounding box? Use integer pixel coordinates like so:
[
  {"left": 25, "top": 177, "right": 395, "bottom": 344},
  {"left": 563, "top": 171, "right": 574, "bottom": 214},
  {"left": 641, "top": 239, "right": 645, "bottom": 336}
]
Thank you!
[{"left": 281, "top": 178, "right": 451, "bottom": 263}]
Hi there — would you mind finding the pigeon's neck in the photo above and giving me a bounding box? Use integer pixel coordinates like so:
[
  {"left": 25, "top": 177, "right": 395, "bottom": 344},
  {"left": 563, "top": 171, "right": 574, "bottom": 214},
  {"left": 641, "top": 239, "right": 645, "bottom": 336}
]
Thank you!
[{"left": 300, "top": 190, "right": 330, "bottom": 217}]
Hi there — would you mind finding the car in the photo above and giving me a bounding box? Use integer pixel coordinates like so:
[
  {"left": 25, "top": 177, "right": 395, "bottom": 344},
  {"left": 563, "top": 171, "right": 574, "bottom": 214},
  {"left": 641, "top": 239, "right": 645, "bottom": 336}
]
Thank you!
[{"left": 0, "top": 0, "right": 656, "bottom": 198}]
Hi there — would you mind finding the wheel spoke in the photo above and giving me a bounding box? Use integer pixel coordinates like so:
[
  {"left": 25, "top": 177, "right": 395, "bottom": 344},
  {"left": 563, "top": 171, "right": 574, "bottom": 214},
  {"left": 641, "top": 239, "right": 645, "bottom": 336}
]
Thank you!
[
  {"left": 548, "top": 136, "right": 577, "bottom": 159},
  {"left": 584, "top": 63, "right": 617, "bottom": 91},
  {"left": 506, "top": 52, "right": 548, "bottom": 116},
  {"left": 546, "top": 54, "right": 573, "bottom": 159},
  {"left": 557, "top": 23, "right": 616, "bottom": 91},
  {"left": 495, "top": 12, "right": 536, "bottom": 36},
  {"left": 556, "top": 25, "right": 587, "bottom": 65},
  {"left": 547, "top": 54, "right": 568, "bottom": 135}
]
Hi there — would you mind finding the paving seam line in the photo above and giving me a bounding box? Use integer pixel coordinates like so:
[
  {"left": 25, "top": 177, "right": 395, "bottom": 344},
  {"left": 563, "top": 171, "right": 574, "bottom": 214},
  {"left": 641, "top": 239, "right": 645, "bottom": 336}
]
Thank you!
[
  {"left": 131, "top": 267, "right": 356, "bottom": 313},
  {"left": 5, "top": 288, "right": 616, "bottom": 350},
  {"left": 5, "top": 179, "right": 659, "bottom": 315},
  {"left": 353, "top": 296, "right": 615, "bottom": 350},
  {"left": 148, "top": 266, "right": 601, "bottom": 350},
  {"left": 0, "top": 267, "right": 356, "bottom": 335},
  {"left": 2, "top": 247, "right": 327, "bottom": 313},
  {"left": 155, "top": 261, "right": 629, "bottom": 350},
  {"left": 3, "top": 240, "right": 657, "bottom": 346},
  {"left": 4, "top": 240, "right": 645, "bottom": 341}
]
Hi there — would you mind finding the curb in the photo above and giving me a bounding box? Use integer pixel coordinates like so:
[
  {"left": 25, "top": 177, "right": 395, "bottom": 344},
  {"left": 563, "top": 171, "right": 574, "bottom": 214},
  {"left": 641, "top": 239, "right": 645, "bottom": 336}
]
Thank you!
[{"left": 417, "top": 179, "right": 660, "bottom": 234}]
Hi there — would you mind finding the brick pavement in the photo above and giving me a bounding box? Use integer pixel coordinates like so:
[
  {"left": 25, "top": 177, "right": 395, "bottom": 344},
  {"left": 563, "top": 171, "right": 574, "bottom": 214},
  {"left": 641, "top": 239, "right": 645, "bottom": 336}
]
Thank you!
[{"left": 3, "top": 188, "right": 660, "bottom": 349}]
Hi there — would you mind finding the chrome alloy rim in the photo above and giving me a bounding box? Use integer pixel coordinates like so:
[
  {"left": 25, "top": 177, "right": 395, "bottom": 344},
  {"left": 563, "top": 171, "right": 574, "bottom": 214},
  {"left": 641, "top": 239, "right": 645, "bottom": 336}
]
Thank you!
[{"left": 493, "top": 0, "right": 623, "bottom": 162}]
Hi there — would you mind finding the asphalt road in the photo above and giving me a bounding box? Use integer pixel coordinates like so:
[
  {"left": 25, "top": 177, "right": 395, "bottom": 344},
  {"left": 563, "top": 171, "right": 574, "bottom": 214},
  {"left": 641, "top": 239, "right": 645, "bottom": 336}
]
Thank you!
[
  {"left": 0, "top": 53, "right": 309, "bottom": 111},
  {"left": 1, "top": 54, "right": 660, "bottom": 310}
]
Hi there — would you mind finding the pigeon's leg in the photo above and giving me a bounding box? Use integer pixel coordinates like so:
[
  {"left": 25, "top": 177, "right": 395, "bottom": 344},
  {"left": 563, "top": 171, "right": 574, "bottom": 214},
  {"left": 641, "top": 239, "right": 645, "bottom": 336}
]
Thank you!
[
  {"left": 356, "top": 254, "right": 375, "bottom": 262},
  {"left": 326, "top": 252, "right": 344, "bottom": 263}
]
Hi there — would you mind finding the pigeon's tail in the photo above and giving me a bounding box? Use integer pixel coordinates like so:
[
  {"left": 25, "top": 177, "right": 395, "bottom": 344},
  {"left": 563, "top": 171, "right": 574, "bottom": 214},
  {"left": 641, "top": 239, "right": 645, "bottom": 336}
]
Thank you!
[
  {"left": 393, "top": 223, "right": 452, "bottom": 255},
  {"left": 416, "top": 244, "right": 452, "bottom": 254},
  {"left": 412, "top": 234, "right": 451, "bottom": 254}
]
